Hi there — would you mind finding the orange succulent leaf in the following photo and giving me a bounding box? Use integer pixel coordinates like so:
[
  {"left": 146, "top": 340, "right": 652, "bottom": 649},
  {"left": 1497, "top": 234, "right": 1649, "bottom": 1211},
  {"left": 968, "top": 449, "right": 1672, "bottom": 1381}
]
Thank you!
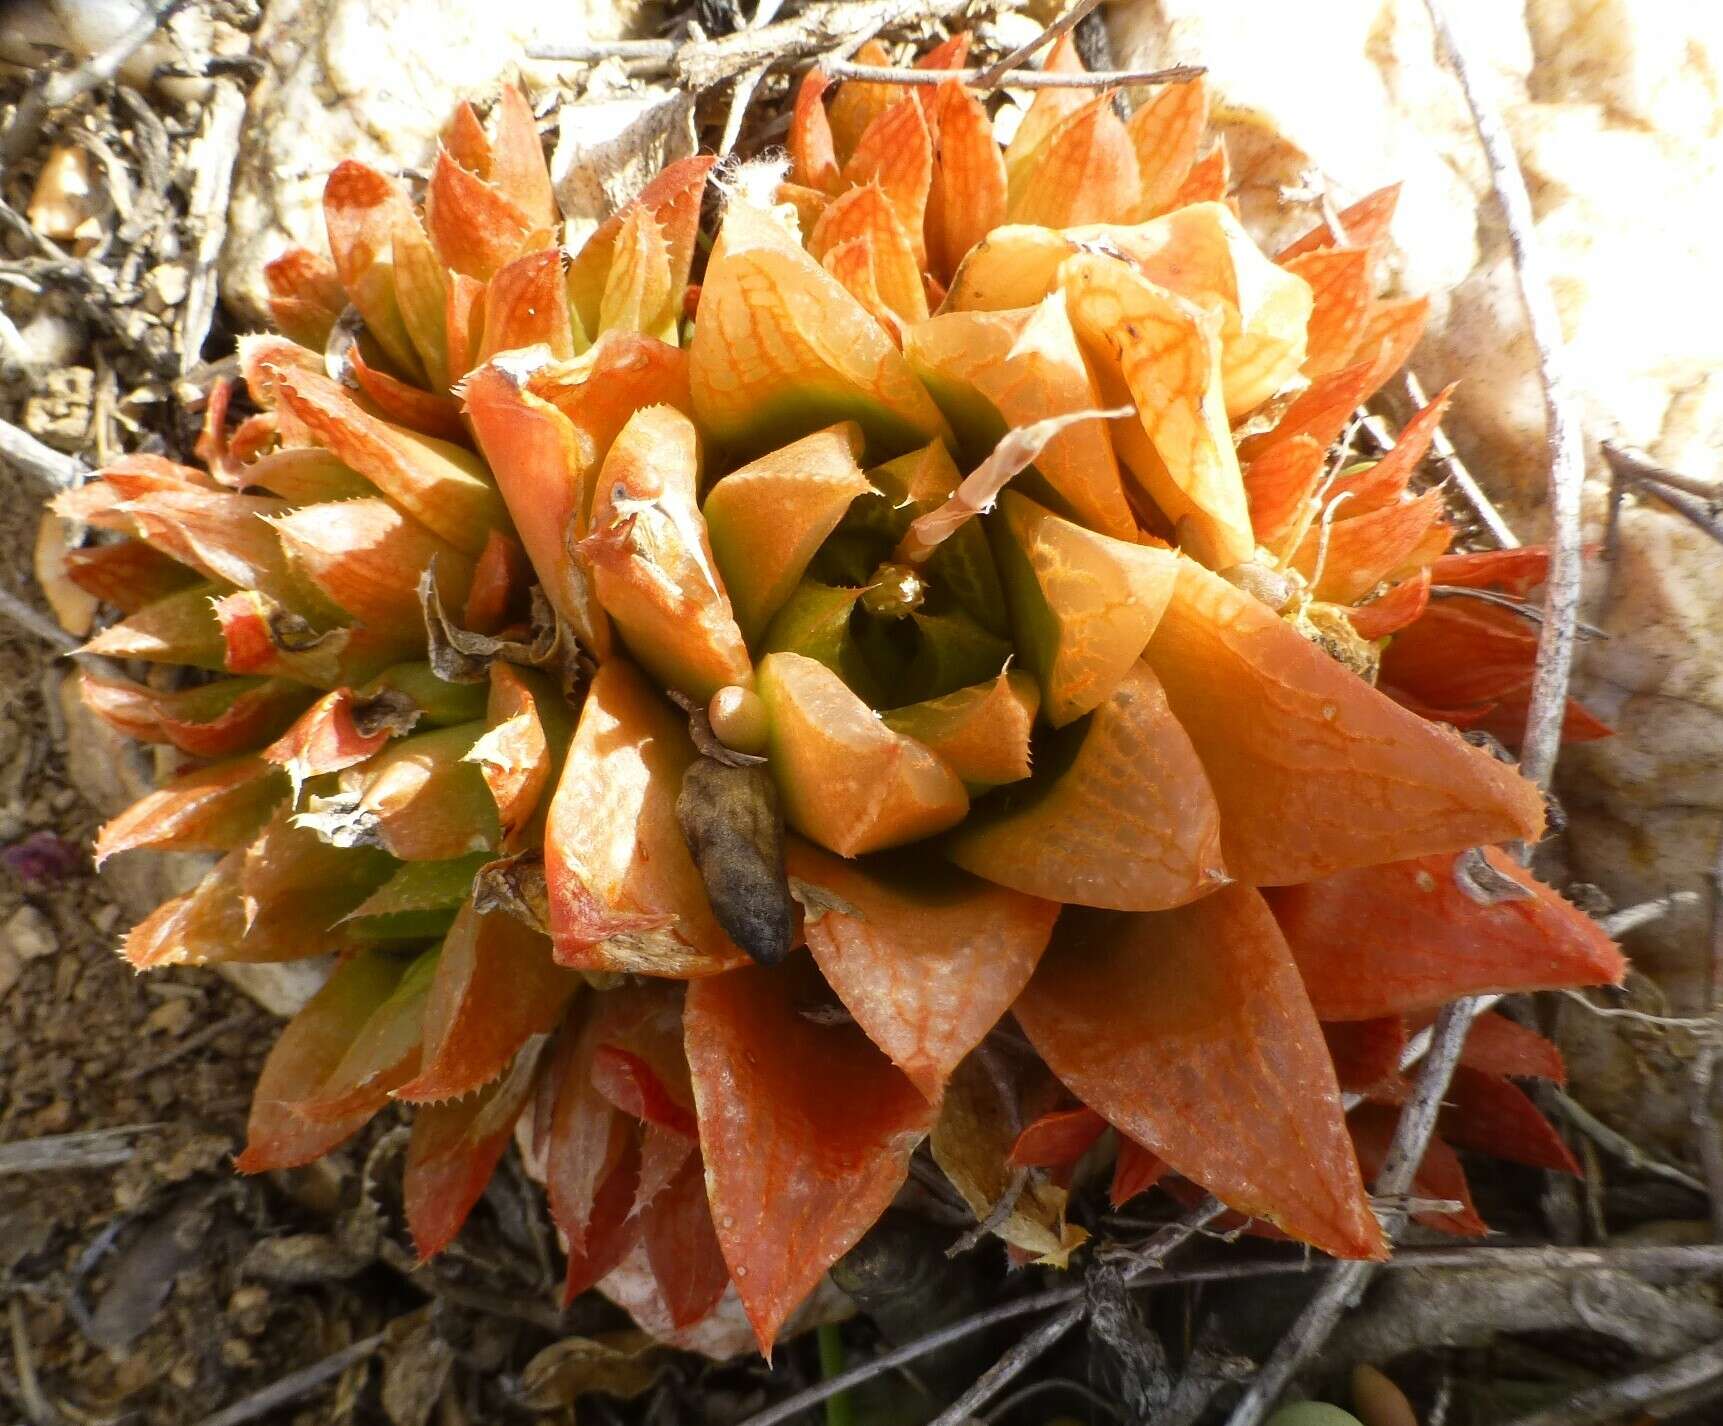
[
  {"left": 263, "top": 246, "right": 346, "bottom": 352},
  {"left": 1292, "top": 487, "right": 1450, "bottom": 606},
  {"left": 1009, "top": 1105, "right": 1108, "bottom": 1169},
  {"left": 1276, "top": 184, "right": 1402, "bottom": 262},
  {"left": 639, "top": 1154, "right": 731, "bottom": 1330},
  {"left": 808, "top": 184, "right": 928, "bottom": 328},
  {"left": 565, "top": 155, "right": 714, "bottom": 337},
  {"left": 82, "top": 583, "right": 229, "bottom": 671},
  {"left": 1379, "top": 598, "right": 1545, "bottom": 707},
  {"left": 1015, "top": 887, "right": 1386, "bottom": 1260},
  {"left": 930, "top": 1051, "right": 1090, "bottom": 1266},
  {"left": 1269, "top": 847, "right": 1625, "bottom": 1020},
  {"left": 396, "top": 901, "right": 578, "bottom": 1103},
  {"left": 1002, "top": 33, "right": 1092, "bottom": 184},
  {"left": 1439, "top": 1066, "right": 1579, "bottom": 1175},
  {"left": 1349, "top": 1104, "right": 1486, "bottom": 1237},
  {"left": 268, "top": 365, "right": 506, "bottom": 556},
  {"left": 702, "top": 421, "right": 871, "bottom": 643},
  {"left": 789, "top": 69, "right": 841, "bottom": 193},
  {"left": 405, "top": 1041, "right": 543, "bottom": 1260},
  {"left": 880, "top": 670, "right": 1040, "bottom": 791},
  {"left": 1169, "top": 144, "right": 1229, "bottom": 207},
  {"left": 328, "top": 721, "right": 500, "bottom": 862},
  {"left": 62, "top": 538, "right": 198, "bottom": 613},
  {"left": 1353, "top": 295, "right": 1430, "bottom": 397},
  {"left": 544, "top": 998, "right": 640, "bottom": 1256},
  {"left": 819, "top": 235, "right": 906, "bottom": 343},
  {"left": 1283, "top": 248, "right": 1373, "bottom": 378},
  {"left": 581, "top": 404, "right": 752, "bottom": 703},
  {"left": 264, "top": 688, "right": 412, "bottom": 797},
  {"left": 758, "top": 652, "right": 969, "bottom": 857},
  {"left": 1141, "top": 557, "right": 1546, "bottom": 884},
  {"left": 424, "top": 147, "right": 533, "bottom": 281},
  {"left": 465, "top": 664, "right": 572, "bottom": 853},
  {"left": 1432, "top": 546, "right": 1553, "bottom": 597},
  {"left": 240, "top": 448, "right": 371, "bottom": 507},
  {"left": 1111, "top": 1138, "right": 1169, "bottom": 1207},
  {"left": 444, "top": 273, "right": 486, "bottom": 380},
  {"left": 1346, "top": 568, "right": 1434, "bottom": 643},
  {"left": 321, "top": 160, "right": 427, "bottom": 382},
  {"left": 80, "top": 671, "right": 311, "bottom": 760},
  {"left": 295, "top": 947, "right": 437, "bottom": 1123},
  {"left": 99, "top": 486, "right": 302, "bottom": 607},
  {"left": 461, "top": 528, "right": 530, "bottom": 635},
  {"left": 389, "top": 200, "right": 454, "bottom": 390},
  {"left": 477, "top": 248, "right": 576, "bottom": 367},
  {"left": 926, "top": 80, "right": 1008, "bottom": 283},
  {"left": 211, "top": 589, "right": 358, "bottom": 687},
  {"left": 348, "top": 346, "right": 466, "bottom": 442},
  {"left": 684, "top": 954, "right": 937, "bottom": 1357},
  {"left": 121, "top": 853, "right": 247, "bottom": 971},
  {"left": 1244, "top": 434, "right": 1325, "bottom": 553},
  {"left": 1443, "top": 1009, "right": 1566, "bottom": 1084},
  {"left": 826, "top": 40, "right": 899, "bottom": 166},
  {"left": 1330, "top": 386, "right": 1455, "bottom": 518},
  {"left": 1128, "top": 77, "right": 1209, "bottom": 219},
  {"left": 991, "top": 491, "right": 1179, "bottom": 726},
  {"left": 442, "top": 102, "right": 493, "bottom": 179},
  {"left": 546, "top": 659, "right": 750, "bottom": 977},
  {"left": 688, "top": 199, "right": 952, "bottom": 460},
  {"left": 487, "top": 86, "right": 559, "bottom": 232},
  {"left": 948, "top": 659, "right": 1225, "bottom": 911},
  {"left": 905, "top": 296, "right": 1137, "bottom": 540},
  {"left": 1061, "top": 253, "right": 1253, "bottom": 568},
  {"left": 95, "top": 755, "right": 286, "bottom": 867},
  {"left": 243, "top": 808, "right": 394, "bottom": 943},
  {"left": 1321, "top": 1017, "right": 1408, "bottom": 1096},
  {"left": 1237, "top": 359, "right": 1374, "bottom": 465},
  {"left": 598, "top": 208, "right": 680, "bottom": 341},
  {"left": 271, "top": 497, "right": 474, "bottom": 651},
  {"left": 236, "top": 951, "right": 410, "bottom": 1172},
  {"left": 787, "top": 839, "right": 1059, "bottom": 1099},
  {"left": 1010, "top": 95, "right": 1142, "bottom": 231}
]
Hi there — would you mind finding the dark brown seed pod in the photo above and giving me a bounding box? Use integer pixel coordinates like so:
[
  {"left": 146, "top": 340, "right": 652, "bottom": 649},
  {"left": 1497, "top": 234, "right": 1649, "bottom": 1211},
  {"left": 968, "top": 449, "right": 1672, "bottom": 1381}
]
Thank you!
[{"left": 675, "top": 756, "right": 793, "bottom": 966}]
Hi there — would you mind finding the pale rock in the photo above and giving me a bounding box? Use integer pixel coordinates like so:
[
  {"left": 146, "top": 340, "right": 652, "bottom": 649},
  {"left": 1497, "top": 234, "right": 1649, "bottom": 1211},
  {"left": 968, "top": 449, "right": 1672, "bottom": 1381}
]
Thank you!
[
  {"left": 220, "top": 0, "right": 651, "bottom": 325},
  {"left": 0, "top": 946, "right": 19, "bottom": 1004},
  {"left": 4, "top": 904, "right": 57, "bottom": 960}
]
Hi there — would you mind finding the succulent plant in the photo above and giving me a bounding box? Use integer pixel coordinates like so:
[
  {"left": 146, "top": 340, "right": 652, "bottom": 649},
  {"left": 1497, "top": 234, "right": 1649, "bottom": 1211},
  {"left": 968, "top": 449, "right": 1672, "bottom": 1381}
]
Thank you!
[{"left": 68, "top": 36, "right": 1623, "bottom": 1356}]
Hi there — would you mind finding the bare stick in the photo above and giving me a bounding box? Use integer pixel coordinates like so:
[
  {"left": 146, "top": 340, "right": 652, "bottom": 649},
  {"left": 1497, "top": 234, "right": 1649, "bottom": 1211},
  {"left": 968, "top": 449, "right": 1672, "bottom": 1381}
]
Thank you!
[
  {"left": 0, "top": 1125, "right": 162, "bottom": 1176},
  {"left": 1544, "top": 1086, "right": 1710, "bottom": 1196},
  {"left": 1402, "top": 372, "right": 1520, "bottom": 550},
  {"left": 176, "top": 80, "right": 245, "bottom": 374},
  {"left": 1602, "top": 443, "right": 1723, "bottom": 548},
  {"left": 972, "top": 0, "right": 1104, "bottom": 88},
  {"left": 0, "top": 586, "right": 81, "bottom": 653},
  {"left": 1601, "top": 441, "right": 1723, "bottom": 502},
  {"left": 0, "top": 415, "right": 89, "bottom": 490},
  {"left": 826, "top": 59, "right": 1204, "bottom": 89},
  {"left": 927, "top": 1302, "right": 1087, "bottom": 1425},
  {"left": 188, "top": 1332, "right": 385, "bottom": 1426},
  {"left": 1695, "top": 836, "right": 1723, "bottom": 1239},
  {"left": 1499, "top": 1334, "right": 1723, "bottom": 1426},
  {"left": 1225, "top": 997, "right": 1485, "bottom": 1426},
  {"left": 1422, "top": 2, "right": 1584, "bottom": 789},
  {"left": 0, "top": 0, "right": 192, "bottom": 168}
]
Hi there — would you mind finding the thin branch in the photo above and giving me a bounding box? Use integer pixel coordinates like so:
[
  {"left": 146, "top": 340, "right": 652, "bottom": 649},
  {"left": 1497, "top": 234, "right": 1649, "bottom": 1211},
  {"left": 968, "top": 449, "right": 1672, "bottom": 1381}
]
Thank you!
[
  {"left": 1602, "top": 441, "right": 1723, "bottom": 502},
  {"left": 927, "top": 1303, "right": 1087, "bottom": 1425},
  {"left": 0, "top": 415, "right": 89, "bottom": 490},
  {"left": 188, "top": 1332, "right": 386, "bottom": 1426},
  {"left": 1420, "top": 1, "right": 1584, "bottom": 790},
  {"left": 1694, "top": 833, "right": 1723, "bottom": 1239},
  {"left": 1226, "top": 997, "right": 1485, "bottom": 1426},
  {"left": 825, "top": 59, "right": 1204, "bottom": 89},
  {"left": 1544, "top": 1086, "right": 1710, "bottom": 1196},
  {"left": 1603, "top": 442, "right": 1723, "bottom": 549},
  {"left": 1403, "top": 371, "right": 1519, "bottom": 550},
  {"left": 0, "top": 1125, "right": 163, "bottom": 1176},
  {"left": 0, "top": 0, "right": 192, "bottom": 168},
  {"left": 176, "top": 79, "right": 245, "bottom": 375},
  {"left": 0, "top": 587, "right": 81, "bottom": 653},
  {"left": 972, "top": 0, "right": 1104, "bottom": 88},
  {"left": 1499, "top": 1334, "right": 1723, "bottom": 1426}
]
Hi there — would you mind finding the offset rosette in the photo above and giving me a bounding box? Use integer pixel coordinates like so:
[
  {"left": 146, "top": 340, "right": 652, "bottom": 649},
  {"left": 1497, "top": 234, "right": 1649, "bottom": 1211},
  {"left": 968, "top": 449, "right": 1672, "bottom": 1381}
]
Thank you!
[{"left": 77, "top": 39, "right": 1619, "bottom": 1359}]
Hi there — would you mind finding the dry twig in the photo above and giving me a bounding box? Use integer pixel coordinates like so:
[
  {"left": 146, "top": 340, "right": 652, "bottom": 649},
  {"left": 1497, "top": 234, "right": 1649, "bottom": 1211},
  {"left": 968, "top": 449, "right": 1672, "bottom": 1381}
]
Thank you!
[
  {"left": 0, "top": 416, "right": 89, "bottom": 491},
  {"left": 0, "top": 587, "right": 80, "bottom": 653},
  {"left": 0, "top": 0, "right": 192, "bottom": 168},
  {"left": 1544, "top": 1086, "right": 1711, "bottom": 1196},
  {"left": 0, "top": 1125, "right": 163, "bottom": 1176},
  {"left": 187, "top": 1332, "right": 386, "bottom": 1426},
  {"left": 1500, "top": 1333, "right": 1723, "bottom": 1426},
  {"left": 1602, "top": 442, "right": 1723, "bottom": 549},
  {"left": 176, "top": 79, "right": 246, "bottom": 374},
  {"left": 972, "top": 0, "right": 1102, "bottom": 87},
  {"left": 1403, "top": 371, "right": 1520, "bottom": 550},
  {"left": 825, "top": 59, "right": 1204, "bottom": 89}
]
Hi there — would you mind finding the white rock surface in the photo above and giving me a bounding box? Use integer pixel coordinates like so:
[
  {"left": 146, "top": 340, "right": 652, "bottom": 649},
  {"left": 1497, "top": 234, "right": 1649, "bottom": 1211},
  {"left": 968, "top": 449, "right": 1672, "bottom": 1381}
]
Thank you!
[
  {"left": 1110, "top": 0, "right": 1723, "bottom": 1006},
  {"left": 220, "top": 0, "right": 649, "bottom": 324}
]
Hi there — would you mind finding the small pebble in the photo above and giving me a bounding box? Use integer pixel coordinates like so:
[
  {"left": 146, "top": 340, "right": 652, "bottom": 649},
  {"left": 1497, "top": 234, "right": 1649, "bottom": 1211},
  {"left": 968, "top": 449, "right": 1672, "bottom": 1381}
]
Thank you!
[{"left": 4, "top": 904, "right": 57, "bottom": 960}]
